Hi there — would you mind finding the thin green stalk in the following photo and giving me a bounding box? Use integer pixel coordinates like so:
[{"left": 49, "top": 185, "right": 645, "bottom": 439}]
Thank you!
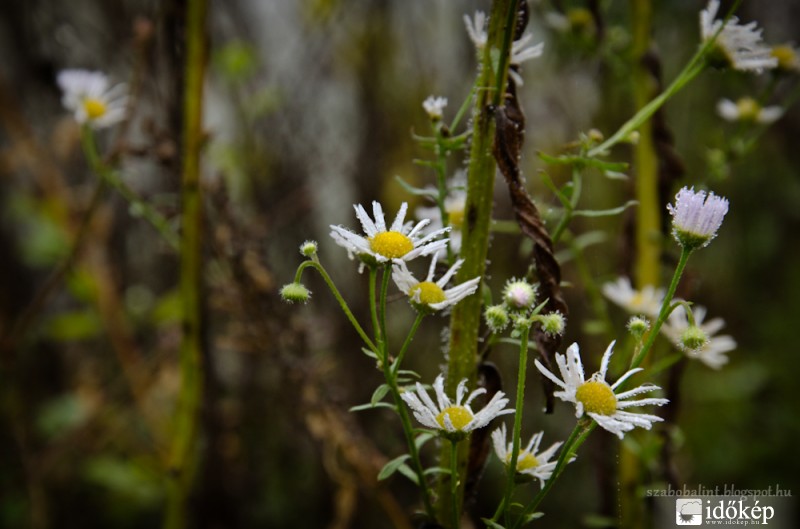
[
  {"left": 392, "top": 312, "right": 424, "bottom": 376},
  {"left": 164, "top": 0, "right": 206, "bottom": 527},
  {"left": 81, "top": 128, "right": 179, "bottom": 251},
  {"left": 550, "top": 166, "right": 582, "bottom": 245},
  {"left": 369, "top": 267, "right": 381, "bottom": 345},
  {"left": 370, "top": 271, "right": 435, "bottom": 518},
  {"left": 630, "top": 247, "right": 692, "bottom": 370},
  {"left": 441, "top": 0, "right": 520, "bottom": 520},
  {"left": 450, "top": 440, "right": 461, "bottom": 529},
  {"left": 294, "top": 260, "right": 377, "bottom": 353},
  {"left": 378, "top": 264, "right": 392, "bottom": 352},
  {"left": 493, "top": 325, "right": 530, "bottom": 525}
]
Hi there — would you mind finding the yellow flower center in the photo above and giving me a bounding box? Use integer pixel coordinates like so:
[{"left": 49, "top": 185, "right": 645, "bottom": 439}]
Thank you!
[
  {"left": 83, "top": 98, "right": 108, "bottom": 119},
  {"left": 447, "top": 206, "right": 465, "bottom": 229},
  {"left": 410, "top": 281, "right": 446, "bottom": 305},
  {"left": 508, "top": 451, "right": 539, "bottom": 472},
  {"left": 435, "top": 405, "right": 473, "bottom": 430},
  {"left": 771, "top": 45, "right": 797, "bottom": 70},
  {"left": 567, "top": 8, "right": 593, "bottom": 31},
  {"left": 575, "top": 380, "right": 617, "bottom": 416},
  {"left": 735, "top": 97, "right": 760, "bottom": 121},
  {"left": 630, "top": 292, "right": 644, "bottom": 308},
  {"left": 369, "top": 231, "right": 413, "bottom": 259}
]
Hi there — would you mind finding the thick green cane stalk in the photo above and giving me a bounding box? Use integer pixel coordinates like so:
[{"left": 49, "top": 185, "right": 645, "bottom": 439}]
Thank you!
[
  {"left": 622, "top": 1, "right": 658, "bottom": 526},
  {"left": 440, "top": 0, "right": 521, "bottom": 521},
  {"left": 164, "top": 0, "right": 207, "bottom": 527}
]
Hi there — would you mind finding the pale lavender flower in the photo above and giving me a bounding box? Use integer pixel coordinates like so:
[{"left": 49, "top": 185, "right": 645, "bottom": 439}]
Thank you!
[{"left": 667, "top": 187, "right": 729, "bottom": 250}]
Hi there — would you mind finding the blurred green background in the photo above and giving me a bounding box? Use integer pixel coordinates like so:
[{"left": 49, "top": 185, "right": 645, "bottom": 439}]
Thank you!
[{"left": 1, "top": 0, "right": 798, "bottom": 527}]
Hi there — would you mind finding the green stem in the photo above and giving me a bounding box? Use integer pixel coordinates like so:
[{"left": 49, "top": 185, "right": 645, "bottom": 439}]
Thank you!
[
  {"left": 369, "top": 267, "right": 381, "bottom": 345},
  {"left": 494, "top": 325, "right": 530, "bottom": 525},
  {"left": 378, "top": 264, "right": 391, "bottom": 352},
  {"left": 441, "top": 0, "right": 520, "bottom": 519},
  {"left": 164, "top": 0, "right": 206, "bottom": 527},
  {"left": 450, "top": 440, "right": 461, "bottom": 529},
  {"left": 294, "top": 260, "right": 377, "bottom": 353},
  {"left": 81, "top": 127, "right": 179, "bottom": 251},
  {"left": 392, "top": 312, "right": 424, "bottom": 376},
  {"left": 630, "top": 247, "right": 692, "bottom": 370},
  {"left": 550, "top": 166, "right": 582, "bottom": 245}
]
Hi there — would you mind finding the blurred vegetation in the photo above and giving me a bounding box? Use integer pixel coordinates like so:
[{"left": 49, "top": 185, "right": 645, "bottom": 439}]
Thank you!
[{"left": 1, "top": 0, "right": 799, "bottom": 528}]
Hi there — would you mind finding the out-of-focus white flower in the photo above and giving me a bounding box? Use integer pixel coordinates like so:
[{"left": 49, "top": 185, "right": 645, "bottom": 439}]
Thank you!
[
  {"left": 330, "top": 201, "right": 449, "bottom": 268},
  {"left": 57, "top": 69, "right": 128, "bottom": 128},
  {"left": 416, "top": 175, "right": 467, "bottom": 258},
  {"left": 509, "top": 34, "right": 545, "bottom": 86},
  {"left": 534, "top": 342, "right": 668, "bottom": 439},
  {"left": 392, "top": 253, "right": 479, "bottom": 312},
  {"left": 602, "top": 277, "right": 664, "bottom": 318},
  {"left": 667, "top": 186, "right": 729, "bottom": 250},
  {"left": 700, "top": 0, "right": 777, "bottom": 73},
  {"left": 771, "top": 44, "right": 800, "bottom": 74},
  {"left": 716, "top": 97, "right": 783, "bottom": 124},
  {"left": 464, "top": 11, "right": 488, "bottom": 50},
  {"left": 491, "top": 423, "right": 567, "bottom": 487},
  {"left": 422, "top": 96, "right": 448, "bottom": 120},
  {"left": 661, "top": 305, "right": 736, "bottom": 369},
  {"left": 402, "top": 374, "right": 514, "bottom": 440}
]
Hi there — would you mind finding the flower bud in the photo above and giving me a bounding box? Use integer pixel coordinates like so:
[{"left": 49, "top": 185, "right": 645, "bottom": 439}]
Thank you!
[
  {"left": 299, "top": 240, "right": 318, "bottom": 257},
  {"left": 680, "top": 325, "right": 708, "bottom": 352},
  {"left": 503, "top": 279, "right": 537, "bottom": 310},
  {"left": 280, "top": 282, "right": 311, "bottom": 304},
  {"left": 484, "top": 304, "right": 509, "bottom": 333},
  {"left": 539, "top": 312, "right": 566, "bottom": 336},
  {"left": 627, "top": 316, "right": 650, "bottom": 339}
]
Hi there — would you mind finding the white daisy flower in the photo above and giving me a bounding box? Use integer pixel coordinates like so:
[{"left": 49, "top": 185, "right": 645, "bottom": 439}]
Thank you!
[
  {"left": 661, "top": 305, "right": 736, "bottom": 369},
  {"left": 464, "top": 11, "right": 488, "bottom": 50},
  {"left": 509, "top": 34, "right": 545, "bottom": 86},
  {"left": 716, "top": 97, "right": 783, "bottom": 125},
  {"left": 771, "top": 44, "right": 800, "bottom": 74},
  {"left": 602, "top": 277, "right": 664, "bottom": 318},
  {"left": 667, "top": 186, "right": 729, "bottom": 250},
  {"left": 392, "top": 253, "right": 480, "bottom": 312},
  {"left": 422, "top": 96, "right": 448, "bottom": 120},
  {"left": 534, "top": 341, "right": 669, "bottom": 439},
  {"left": 700, "top": 0, "right": 777, "bottom": 73},
  {"left": 463, "top": 10, "right": 544, "bottom": 86},
  {"left": 416, "top": 178, "right": 466, "bottom": 258},
  {"left": 491, "top": 423, "right": 567, "bottom": 487},
  {"left": 57, "top": 69, "right": 128, "bottom": 128},
  {"left": 401, "top": 374, "right": 514, "bottom": 440},
  {"left": 330, "top": 201, "right": 450, "bottom": 267}
]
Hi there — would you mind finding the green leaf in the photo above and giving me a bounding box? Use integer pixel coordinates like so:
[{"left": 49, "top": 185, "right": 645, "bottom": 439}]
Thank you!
[
  {"left": 377, "top": 454, "right": 411, "bottom": 481},
  {"left": 414, "top": 431, "right": 436, "bottom": 449},
  {"left": 371, "top": 384, "right": 390, "bottom": 406},
  {"left": 423, "top": 466, "right": 451, "bottom": 476},
  {"left": 572, "top": 200, "right": 638, "bottom": 218},
  {"left": 481, "top": 518, "right": 507, "bottom": 529},
  {"left": 360, "top": 347, "right": 379, "bottom": 360},
  {"left": 394, "top": 176, "right": 438, "bottom": 198},
  {"left": 583, "top": 514, "right": 616, "bottom": 527},
  {"left": 522, "top": 512, "right": 545, "bottom": 524},
  {"left": 396, "top": 463, "right": 419, "bottom": 485},
  {"left": 36, "top": 394, "right": 91, "bottom": 439},
  {"left": 45, "top": 310, "right": 102, "bottom": 342},
  {"left": 349, "top": 402, "right": 396, "bottom": 413}
]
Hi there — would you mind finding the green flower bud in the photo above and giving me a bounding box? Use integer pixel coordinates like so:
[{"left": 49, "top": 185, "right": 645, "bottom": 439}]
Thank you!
[
  {"left": 627, "top": 316, "right": 650, "bottom": 338},
  {"left": 680, "top": 325, "right": 708, "bottom": 352},
  {"left": 280, "top": 282, "right": 311, "bottom": 304},
  {"left": 484, "top": 304, "right": 509, "bottom": 333},
  {"left": 299, "top": 240, "right": 318, "bottom": 257}
]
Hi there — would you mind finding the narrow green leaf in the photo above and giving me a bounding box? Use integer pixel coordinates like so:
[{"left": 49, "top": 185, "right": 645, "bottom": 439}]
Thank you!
[
  {"left": 360, "top": 347, "right": 378, "bottom": 360},
  {"left": 481, "top": 518, "right": 507, "bottom": 529},
  {"left": 349, "top": 402, "right": 396, "bottom": 413},
  {"left": 414, "top": 431, "right": 436, "bottom": 450},
  {"left": 572, "top": 200, "right": 638, "bottom": 218},
  {"left": 423, "top": 466, "right": 451, "bottom": 476},
  {"left": 394, "top": 175, "right": 438, "bottom": 198},
  {"left": 396, "top": 463, "right": 419, "bottom": 485},
  {"left": 377, "top": 454, "right": 411, "bottom": 481},
  {"left": 371, "top": 384, "right": 391, "bottom": 406}
]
